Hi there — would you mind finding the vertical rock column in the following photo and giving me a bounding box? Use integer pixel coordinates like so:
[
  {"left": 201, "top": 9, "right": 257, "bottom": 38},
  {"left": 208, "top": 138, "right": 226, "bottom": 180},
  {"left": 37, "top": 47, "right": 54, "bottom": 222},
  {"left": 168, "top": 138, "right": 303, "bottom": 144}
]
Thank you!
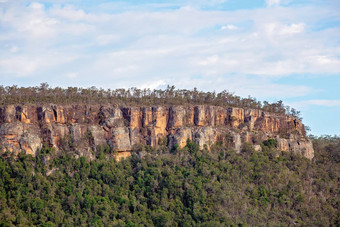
[
  {"left": 0, "top": 105, "right": 42, "bottom": 156},
  {"left": 104, "top": 107, "right": 131, "bottom": 151},
  {"left": 227, "top": 107, "right": 244, "bottom": 128}
]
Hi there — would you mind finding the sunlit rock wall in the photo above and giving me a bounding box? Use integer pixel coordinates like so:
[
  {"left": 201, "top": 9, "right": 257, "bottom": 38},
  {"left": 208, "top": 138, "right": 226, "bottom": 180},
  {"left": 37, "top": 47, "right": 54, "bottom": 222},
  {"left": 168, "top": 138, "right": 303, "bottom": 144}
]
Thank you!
[{"left": 0, "top": 104, "right": 314, "bottom": 159}]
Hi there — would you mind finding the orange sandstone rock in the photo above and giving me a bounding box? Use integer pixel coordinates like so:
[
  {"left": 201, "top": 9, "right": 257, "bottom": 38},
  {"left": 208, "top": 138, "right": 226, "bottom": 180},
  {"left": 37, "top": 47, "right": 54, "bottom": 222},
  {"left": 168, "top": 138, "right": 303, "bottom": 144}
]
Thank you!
[{"left": 0, "top": 104, "right": 314, "bottom": 159}]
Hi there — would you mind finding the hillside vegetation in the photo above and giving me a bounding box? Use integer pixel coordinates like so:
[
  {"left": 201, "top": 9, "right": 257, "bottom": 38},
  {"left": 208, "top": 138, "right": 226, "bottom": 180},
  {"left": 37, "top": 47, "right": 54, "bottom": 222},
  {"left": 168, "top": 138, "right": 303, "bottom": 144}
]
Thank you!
[
  {"left": 0, "top": 84, "right": 302, "bottom": 118},
  {"left": 0, "top": 136, "right": 338, "bottom": 226}
]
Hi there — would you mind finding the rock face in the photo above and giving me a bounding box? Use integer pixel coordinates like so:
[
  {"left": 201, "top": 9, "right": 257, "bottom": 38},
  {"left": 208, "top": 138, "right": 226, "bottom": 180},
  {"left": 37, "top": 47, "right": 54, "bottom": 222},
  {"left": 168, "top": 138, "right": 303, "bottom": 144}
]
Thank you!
[{"left": 0, "top": 104, "right": 314, "bottom": 159}]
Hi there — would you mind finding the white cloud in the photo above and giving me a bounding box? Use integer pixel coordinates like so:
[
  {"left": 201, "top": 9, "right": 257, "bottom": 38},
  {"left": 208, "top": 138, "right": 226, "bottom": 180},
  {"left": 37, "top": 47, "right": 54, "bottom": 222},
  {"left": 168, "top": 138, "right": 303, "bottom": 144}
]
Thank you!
[
  {"left": 198, "top": 55, "right": 220, "bottom": 66},
  {"left": 0, "top": 57, "right": 41, "bottom": 76},
  {"left": 280, "top": 23, "right": 305, "bottom": 35},
  {"left": 266, "top": 0, "right": 290, "bottom": 7},
  {"left": 50, "top": 5, "right": 87, "bottom": 21},
  {"left": 308, "top": 100, "right": 340, "bottom": 107},
  {"left": 0, "top": 53, "right": 80, "bottom": 77},
  {"left": 263, "top": 22, "right": 305, "bottom": 39},
  {"left": 221, "top": 24, "right": 237, "bottom": 30},
  {"left": 138, "top": 80, "right": 167, "bottom": 90},
  {"left": 29, "top": 2, "right": 44, "bottom": 10},
  {"left": 19, "top": 17, "right": 58, "bottom": 38},
  {"left": 96, "top": 34, "right": 120, "bottom": 45},
  {"left": 1, "top": 2, "right": 59, "bottom": 39},
  {"left": 10, "top": 46, "right": 18, "bottom": 53},
  {"left": 0, "top": 1, "right": 339, "bottom": 101},
  {"left": 266, "top": 0, "right": 281, "bottom": 7},
  {"left": 291, "top": 100, "right": 340, "bottom": 108},
  {"left": 311, "top": 55, "right": 340, "bottom": 65},
  {"left": 65, "top": 72, "right": 78, "bottom": 79}
]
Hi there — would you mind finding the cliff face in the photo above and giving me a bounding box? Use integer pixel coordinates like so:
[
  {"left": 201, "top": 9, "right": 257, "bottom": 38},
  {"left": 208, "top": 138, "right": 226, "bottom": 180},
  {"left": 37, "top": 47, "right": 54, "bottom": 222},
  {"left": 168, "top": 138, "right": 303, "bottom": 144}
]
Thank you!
[{"left": 0, "top": 104, "right": 314, "bottom": 159}]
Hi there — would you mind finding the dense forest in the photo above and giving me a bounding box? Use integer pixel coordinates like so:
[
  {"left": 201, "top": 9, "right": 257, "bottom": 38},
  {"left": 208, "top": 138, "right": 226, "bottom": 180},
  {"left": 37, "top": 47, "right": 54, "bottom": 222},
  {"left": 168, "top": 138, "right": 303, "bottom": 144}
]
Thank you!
[
  {"left": 0, "top": 136, "right": 339, "bottom": 226},
  {"left": 0, "top": 83, "right": 302, "bottom": 119}
]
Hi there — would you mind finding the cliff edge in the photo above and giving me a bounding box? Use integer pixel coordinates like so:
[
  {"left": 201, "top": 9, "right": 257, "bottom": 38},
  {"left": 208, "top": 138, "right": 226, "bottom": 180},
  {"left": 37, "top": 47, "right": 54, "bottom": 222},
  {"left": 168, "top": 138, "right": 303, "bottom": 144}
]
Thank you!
[{"left": 0, "top": 104, "right": 314, "bottom": 159}]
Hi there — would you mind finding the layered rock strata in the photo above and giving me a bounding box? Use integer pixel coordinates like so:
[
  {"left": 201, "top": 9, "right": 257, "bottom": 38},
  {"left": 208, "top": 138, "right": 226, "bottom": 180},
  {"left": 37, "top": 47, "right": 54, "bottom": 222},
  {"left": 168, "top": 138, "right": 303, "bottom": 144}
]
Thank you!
[{"left": 0, "top": 105, "right": 314, "bottom": 159}]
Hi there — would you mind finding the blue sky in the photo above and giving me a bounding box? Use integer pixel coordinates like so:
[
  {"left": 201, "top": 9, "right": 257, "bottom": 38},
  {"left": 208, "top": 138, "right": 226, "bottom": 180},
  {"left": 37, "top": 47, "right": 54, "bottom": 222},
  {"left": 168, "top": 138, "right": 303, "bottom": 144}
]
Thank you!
[{"left": 0, "top": 0, "right": 339, "bottom": 136}]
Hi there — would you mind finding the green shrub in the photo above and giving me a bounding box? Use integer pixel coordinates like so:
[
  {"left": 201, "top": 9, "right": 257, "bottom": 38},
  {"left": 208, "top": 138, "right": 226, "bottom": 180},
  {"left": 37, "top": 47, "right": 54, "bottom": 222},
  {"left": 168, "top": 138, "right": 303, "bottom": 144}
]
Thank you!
[{"left": 262, "top": 138, "right": 277, "bottom": 148}]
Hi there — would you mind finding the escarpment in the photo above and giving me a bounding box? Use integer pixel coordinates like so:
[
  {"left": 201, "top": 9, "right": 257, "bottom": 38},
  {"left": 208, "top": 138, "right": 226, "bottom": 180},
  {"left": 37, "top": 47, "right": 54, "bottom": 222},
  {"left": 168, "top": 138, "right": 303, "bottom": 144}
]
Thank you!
[{"left": 0, "top": 104, "right": 314, "bottom": 159}]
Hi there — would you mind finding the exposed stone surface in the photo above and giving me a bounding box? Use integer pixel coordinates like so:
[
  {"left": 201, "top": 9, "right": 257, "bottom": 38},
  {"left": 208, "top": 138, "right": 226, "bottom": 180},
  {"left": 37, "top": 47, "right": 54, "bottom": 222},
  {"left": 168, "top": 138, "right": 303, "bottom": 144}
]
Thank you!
[
  {"left": 0, "top": 122, "right": 42, "bottom": 156},
  {"left": 19, "top": 125, "right": 42, "bottom": 155},
  {"left": 3, "top": 105, "right": 17, "bottom": 123},
  {"left": 0, "top": 104, "right": 314, "bottom": 159},
  {"left": 0, "top": 122, "right": 23, "bottom": 153},
  {"left": 114, "top": 151, "right": 132, "bottom": 162},
  {"left": 232, "top": 132, "right": 242, "bottom": 153},
  {"left": 88, "top": 125, "right": 106, "bottom": 147},
  {"left": 228, "top": 107, "right": 244, "bottom": 128},
  {"left": 244, "top": 109, "right": 263, "bottom": 131},
  {"left": 193, "top": 127, "right": 216, "bottom": 150},
  {"left": 168, "top": 106, "right": 186, "bottom": 129},
  {"left": 70, "top": 123, "right": 88, "bottom": 150},
  {"left": 153, "top": 106, "right": 168, "bottom": 137},
  {"left": 214, "top": 106, "right": 227, "bottom": 127},
  {"left": 254, "top": 145, "right": 262, "bottom": 152},
  {"left": 169, "top": 127, "right": 192, "bottom": 149},
  {"left": 110, "top": 127, "right": 131, "bottom": 151},
  {"left": 194, "top": 105, "right": 206, "bottom": 126},
  {"left": 277, "top": 138, "right": 290, "bottom": 152},
  {"left": 103, "top": 107, "right": 125, "bottom": 129},
  {"left": 277, "top": 137, "right": 314, "bottom": 160}
]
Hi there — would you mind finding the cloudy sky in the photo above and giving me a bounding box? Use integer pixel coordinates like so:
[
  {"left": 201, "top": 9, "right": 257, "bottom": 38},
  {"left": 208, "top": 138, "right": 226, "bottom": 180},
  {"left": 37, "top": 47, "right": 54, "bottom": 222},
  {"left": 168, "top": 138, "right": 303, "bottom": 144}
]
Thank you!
[{"left": 0, "top": 0, "right": 339, "bottom": 135}]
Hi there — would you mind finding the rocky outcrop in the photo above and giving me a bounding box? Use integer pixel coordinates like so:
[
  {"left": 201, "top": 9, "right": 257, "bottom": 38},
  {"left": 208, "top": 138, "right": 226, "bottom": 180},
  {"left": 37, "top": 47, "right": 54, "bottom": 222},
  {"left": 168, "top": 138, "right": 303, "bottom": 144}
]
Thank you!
[
  {"left": 276, "top": 136, "right": 314, "bottom": 160},
  {"left": 0, "top": 104, "right": 314, "bottom": 159}
]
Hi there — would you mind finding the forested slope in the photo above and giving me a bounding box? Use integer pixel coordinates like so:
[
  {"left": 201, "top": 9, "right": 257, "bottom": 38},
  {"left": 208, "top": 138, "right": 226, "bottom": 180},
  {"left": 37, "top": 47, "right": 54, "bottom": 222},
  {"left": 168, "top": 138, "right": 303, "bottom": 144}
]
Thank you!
[{"left": 0, "top": 136, "right": 338, "bottom": 226}]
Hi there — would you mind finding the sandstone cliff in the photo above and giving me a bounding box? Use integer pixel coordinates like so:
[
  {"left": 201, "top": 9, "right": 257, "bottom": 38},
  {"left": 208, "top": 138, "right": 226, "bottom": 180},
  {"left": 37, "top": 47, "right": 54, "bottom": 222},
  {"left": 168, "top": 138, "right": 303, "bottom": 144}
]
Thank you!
[{"left": 0, "top": 104, "right": 314, "bottom": 159}]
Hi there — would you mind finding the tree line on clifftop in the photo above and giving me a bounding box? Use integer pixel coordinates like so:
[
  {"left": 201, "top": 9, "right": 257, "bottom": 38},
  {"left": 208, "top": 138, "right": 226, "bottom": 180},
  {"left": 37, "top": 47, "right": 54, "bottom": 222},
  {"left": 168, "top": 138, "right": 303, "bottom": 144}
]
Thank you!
[
  {"left": 0, "top": 136, "right": 339, "bottom": 226},
  {"left": 0, "top": 83, "right": 302, "bottom": 119}
]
